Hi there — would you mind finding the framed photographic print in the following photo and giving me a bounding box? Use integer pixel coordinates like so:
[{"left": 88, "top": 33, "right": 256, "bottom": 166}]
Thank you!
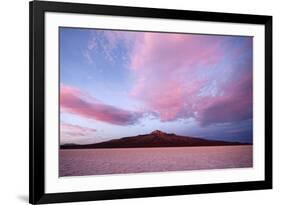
[{"left": 29, "top": 0, "right": 272, "bottom": 204}]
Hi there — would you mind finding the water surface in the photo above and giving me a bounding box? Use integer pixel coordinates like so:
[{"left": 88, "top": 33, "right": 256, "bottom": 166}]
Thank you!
[{"left": 59, "top": 145, "right": 252, "bottom": 177}]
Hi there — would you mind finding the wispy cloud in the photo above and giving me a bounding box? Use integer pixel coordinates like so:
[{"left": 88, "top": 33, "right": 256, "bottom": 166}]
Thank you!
[
  {"left": 82, "top": 31, "right": 253, "bottom": 127},
  {"left": 128, "top": 32, "right": 252, "bottom": 126},
  {"left": 61, "top": 123, "right": 96, "bottom": 137},
  {"left": 195, "top": 74, "right": 252, "bottom": 126},
  {"left": 60, "top": 85, "right": 143, "bottom": 125},
  {"left": 60, "top": 122, "right": 100, "bottom": 144},
  {"left": 60, "top": 28, "right": 253, "bottom": 143},
  {"left": 85, "top": 30, "right": 138, "bottom": 63}
]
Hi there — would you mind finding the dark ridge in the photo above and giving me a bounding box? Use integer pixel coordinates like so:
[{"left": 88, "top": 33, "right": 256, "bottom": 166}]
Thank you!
[{"left": 60, "top": 130, "right": 251, "bottom": 149}]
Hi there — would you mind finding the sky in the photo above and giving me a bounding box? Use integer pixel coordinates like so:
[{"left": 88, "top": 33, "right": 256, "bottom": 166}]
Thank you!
[{"left": 59, "top": 27, "right": 253, "bottom": 145}]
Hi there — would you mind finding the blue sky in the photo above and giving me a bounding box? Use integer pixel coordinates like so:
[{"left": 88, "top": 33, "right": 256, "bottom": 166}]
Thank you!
[{"left": 60, "top": 27, "right": 253, "bottom": 145}]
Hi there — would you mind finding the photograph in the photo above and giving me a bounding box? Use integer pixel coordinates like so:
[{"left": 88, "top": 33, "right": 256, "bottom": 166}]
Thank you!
[
  {"left": 29, "top": 1, "right": 272, "bottom": 203},
  {"left": 59, "top": 27, "right": 253, "bottom": 177}
]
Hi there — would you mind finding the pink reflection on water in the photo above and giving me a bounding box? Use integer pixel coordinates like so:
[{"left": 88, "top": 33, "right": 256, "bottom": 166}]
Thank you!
[{"left": 59, "top": 145, "right": 252, "bottom": 177}]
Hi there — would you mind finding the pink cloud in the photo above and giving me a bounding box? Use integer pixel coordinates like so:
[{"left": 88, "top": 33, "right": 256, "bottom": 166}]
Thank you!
[
  {"left": 82, "top": 30, "right": 252, "bottom": 126},
  {"left": 60, "top": 122, "right": 103, "bottom": 144},
  {"left": 61, "top": 85, "right": 143, "bottom": 125},
  {"left": 128, "top": 33, "right": 252, "bottom": 126},
  {"left": 195, "top": 74, "right": 252, "bottom": 126},
  {"left": 131, "top": 33, "right": 222, "bottom": 72},
  {"left": 61, "top": 123, "right": 96, "bottom": 137}
]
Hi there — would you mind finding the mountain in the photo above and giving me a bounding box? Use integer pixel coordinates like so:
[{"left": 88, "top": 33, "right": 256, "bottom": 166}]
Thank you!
[{"left": 60, "top": 130, "right": 250, "bottom": 149}]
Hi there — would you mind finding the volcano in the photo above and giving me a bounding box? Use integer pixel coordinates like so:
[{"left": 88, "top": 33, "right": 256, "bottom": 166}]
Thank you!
[{"left": 60, "top": 130, "right": 249, "bottom": 149}]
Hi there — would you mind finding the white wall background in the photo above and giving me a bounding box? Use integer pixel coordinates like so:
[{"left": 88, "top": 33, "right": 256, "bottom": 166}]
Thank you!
[{"left": 0, "top": 0, "right": 279, "bottom": 204}]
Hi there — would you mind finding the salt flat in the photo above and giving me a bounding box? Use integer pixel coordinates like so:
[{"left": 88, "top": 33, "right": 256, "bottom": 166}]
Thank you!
[{"left": 59, "top": 145, "right": 252, "bottom": 177}]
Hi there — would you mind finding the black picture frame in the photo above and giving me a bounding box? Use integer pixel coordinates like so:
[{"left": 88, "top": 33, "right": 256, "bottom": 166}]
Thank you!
[{"left": 29, "top": 0, "right": 272, "bottom": 204}]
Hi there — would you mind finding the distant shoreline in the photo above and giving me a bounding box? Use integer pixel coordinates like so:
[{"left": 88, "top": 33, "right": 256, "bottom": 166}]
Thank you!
[
  {"left": 60, "top": 144, "right": 252, "bottom": 150},
  {"left": 61, "top": 130, "right": 252, "bottom": 149}
]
